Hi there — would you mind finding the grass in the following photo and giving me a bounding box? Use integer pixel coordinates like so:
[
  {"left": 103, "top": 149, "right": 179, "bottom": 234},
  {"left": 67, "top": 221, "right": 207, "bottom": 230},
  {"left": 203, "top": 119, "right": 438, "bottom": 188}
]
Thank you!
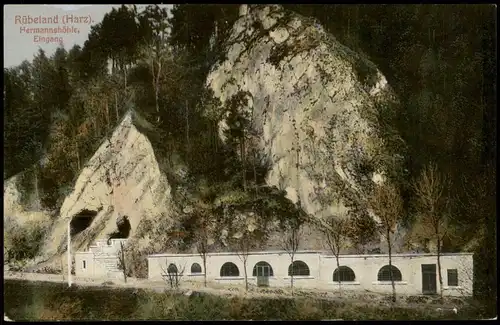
[{"left": 3, "top": 279, "right": 494, "bottom": 320}]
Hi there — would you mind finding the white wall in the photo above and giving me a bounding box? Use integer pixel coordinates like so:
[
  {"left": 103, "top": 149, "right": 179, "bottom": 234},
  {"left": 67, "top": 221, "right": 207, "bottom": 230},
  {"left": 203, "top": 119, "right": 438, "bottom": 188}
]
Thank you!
[
  {"left": 148, "top": 251, "right": 321, "bottom": 287},
  {"left": 75, "top": 239, "right": 128, "bottom": 278},
  {"left": 148, "top": 251, "right": 473, "bottom": 296},
  {"left": 75, "top": 252, "right": 95, "bottom": 277},
  {"left": 319, "top": 254, "right": 473, "bottom": 296}
]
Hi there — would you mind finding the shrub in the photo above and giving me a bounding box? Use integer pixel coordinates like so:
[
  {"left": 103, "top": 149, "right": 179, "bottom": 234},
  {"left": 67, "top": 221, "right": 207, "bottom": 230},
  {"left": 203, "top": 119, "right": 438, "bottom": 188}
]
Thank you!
[
  {"left": 5, "top": 280, "right": 490, "bottom": 321},
  {"left": 124, "top": 245, "right": 149, "bottom": 279},
  {"left": 35, "top": 266, "right": 61, "bottom": 274},
  {"left": 160, "top": 261, "right": 185, "bottom": 289},
  {"left": 4, "top": 217, "right": 48, "bottom": 263},
  {"left": 40, "top": 296, "right": 84, "bottom": 320}
]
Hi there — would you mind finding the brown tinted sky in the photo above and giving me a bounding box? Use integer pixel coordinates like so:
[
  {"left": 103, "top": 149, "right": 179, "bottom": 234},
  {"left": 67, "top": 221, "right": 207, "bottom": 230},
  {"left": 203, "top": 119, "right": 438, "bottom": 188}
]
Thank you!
[{"left": 3, "top": 5, "right": 172, "bottom": 68}]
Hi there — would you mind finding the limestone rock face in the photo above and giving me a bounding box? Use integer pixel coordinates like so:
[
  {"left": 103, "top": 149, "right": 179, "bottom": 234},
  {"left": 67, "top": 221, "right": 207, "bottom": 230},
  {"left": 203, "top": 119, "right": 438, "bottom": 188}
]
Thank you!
[
  {"left": 4, "top": 5, "right": 406, "bottom": 259},
  {"left": 208, "top": 5, "right": 398, "bottom": 225},
  {"left": 4, "top": 177, "right": 23, "bottom": 216},
  {"left": 42, "top": 110, "right": 175, "bottom": 258},
  {"left": 4, "top": 172, "right": 52, "bottom": 226}
]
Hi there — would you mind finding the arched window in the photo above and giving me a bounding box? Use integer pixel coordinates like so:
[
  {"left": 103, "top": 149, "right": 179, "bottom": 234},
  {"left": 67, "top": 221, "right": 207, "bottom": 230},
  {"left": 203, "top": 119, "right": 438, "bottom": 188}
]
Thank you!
[
  {"left": 252, "top": 261, "right": 274, "bottom": 276},
  {"left": 288, "top": 260, "right": 310, "bottom": 276},
  {"left": 220, "top": 262, "right": 240, "bottom": 277},
  {"left": 333, "top": 266, "right": 356, "bottom": 282},
  {"left": 377, "top": 265, "right": 403, "bottom": 281},
  {"left": 167, "top": 263, "right": 178, "bottom": 274},
  {"left": 191, "top": 263, "right": 202, "bottom": 274}
]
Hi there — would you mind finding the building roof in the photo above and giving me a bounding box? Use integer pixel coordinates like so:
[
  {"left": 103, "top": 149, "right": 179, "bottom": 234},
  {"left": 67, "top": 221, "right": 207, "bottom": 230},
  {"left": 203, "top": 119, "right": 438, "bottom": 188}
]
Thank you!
[{"left": 148, "top": 250, "right": 473, "bottom": 258}]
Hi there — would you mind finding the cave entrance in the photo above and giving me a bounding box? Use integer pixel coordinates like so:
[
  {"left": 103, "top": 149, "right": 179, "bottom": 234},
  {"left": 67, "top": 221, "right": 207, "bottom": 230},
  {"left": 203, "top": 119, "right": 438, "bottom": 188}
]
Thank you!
[
  {"left": 107, "top": 215, "right": 131, "bottom": 243},
  {"left": 70, "top": 209, "right": 98, "bottom": 237}
]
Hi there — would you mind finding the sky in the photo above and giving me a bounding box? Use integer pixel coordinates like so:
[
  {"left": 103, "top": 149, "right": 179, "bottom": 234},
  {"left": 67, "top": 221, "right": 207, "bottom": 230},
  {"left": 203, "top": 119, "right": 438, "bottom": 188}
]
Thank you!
[{"left": 3, "top": 4, "right": 172, "bottom": 68}]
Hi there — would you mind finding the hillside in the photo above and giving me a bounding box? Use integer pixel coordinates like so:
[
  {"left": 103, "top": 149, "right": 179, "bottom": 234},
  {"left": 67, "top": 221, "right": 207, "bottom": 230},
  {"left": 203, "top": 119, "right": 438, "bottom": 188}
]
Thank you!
[{"left": 3, "top": 4, "right": 495, "bottom": 299}]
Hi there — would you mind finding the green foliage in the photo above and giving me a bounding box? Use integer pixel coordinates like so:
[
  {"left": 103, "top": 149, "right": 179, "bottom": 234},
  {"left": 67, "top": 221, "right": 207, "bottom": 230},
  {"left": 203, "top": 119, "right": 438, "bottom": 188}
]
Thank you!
[
  {"left": 4, "top": 280, "right": 496, "bottom": 320},
  {"left": 4, "top": 61, "right": 50, "bottom": 178},
  {"left": 283, "top": 3, "right": 495, "bottom": 189},
  {"left": 4, "top": 217, "right": 48, "bottom": 263},
  {"left": 5, "top": 14, "right": 137, "bottom": 207},
  {"left": 3, "top": 4, "right": 495, "bottom": 298},
  {"left": 168, "top": 4, "right": 240, "bottom": 65},
  {"left": 285, "top": 2, "right": 495, "bottom": 283}
]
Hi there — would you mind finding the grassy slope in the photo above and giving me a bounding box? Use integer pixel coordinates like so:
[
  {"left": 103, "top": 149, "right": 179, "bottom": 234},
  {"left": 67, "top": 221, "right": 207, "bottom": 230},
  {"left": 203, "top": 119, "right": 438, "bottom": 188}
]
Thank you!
[{"left": 4, "top": 279, "right": 495, "bottom": 320}]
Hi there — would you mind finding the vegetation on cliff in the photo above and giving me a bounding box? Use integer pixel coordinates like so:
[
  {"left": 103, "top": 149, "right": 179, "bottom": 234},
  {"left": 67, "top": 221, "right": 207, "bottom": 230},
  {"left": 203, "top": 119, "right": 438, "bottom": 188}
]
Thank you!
[{"left": 3, "top": 4, "right": 496, "bottom": 301}]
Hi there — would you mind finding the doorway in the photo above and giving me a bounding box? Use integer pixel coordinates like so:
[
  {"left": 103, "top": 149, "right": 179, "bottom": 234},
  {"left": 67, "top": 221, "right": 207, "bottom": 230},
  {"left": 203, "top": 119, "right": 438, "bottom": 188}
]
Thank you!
[
  {"left": 256, "top": 264, "right": 270, "bottom": 287},
  {"left": 253, "top": 261, "right": 274, "bottom": 287},
  {"left": 421, "top": 264, "right": 437, "bottom": 295}
]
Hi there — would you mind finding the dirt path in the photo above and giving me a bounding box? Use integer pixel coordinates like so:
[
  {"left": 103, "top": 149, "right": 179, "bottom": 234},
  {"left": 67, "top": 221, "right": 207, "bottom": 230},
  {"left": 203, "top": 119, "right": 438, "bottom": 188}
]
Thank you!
[
  {"left": 4, "top": 271, "right": 466, "bottom": 312},
  {"left": 6, "top": 272, "right": 481, "bottom": 321},
  {"left": 3, "top": 271, "right": 385, "bottom": 304},
  {"left": 4, "top": 271, "right": 163, "bottom": 290},
  {"left": 3, "top": 271, "right": 362, "bottom": 301}
]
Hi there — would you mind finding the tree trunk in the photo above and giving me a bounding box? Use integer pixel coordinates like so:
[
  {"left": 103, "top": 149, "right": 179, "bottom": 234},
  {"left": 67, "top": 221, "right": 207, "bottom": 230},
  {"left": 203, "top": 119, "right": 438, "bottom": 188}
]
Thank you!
[
  {"left": 155, "top": 60, "right": 162, "bottom": 123},
  {"left": 105, "top": 99, "right": 110, "bottom": 129},
  {"left": 186, "top": 99, "right": 190, "bottom": 156},
  {"left": 121, "top": 243, "right": 127, "bottom": 283},
  {"left": 203, "top": 254, "right": 207, "bottom": 287},
  {"left": 153, "top": 68, "right": 160, "bottom": 122},
  {"left": 244, "top": 258, "right": 248, "bottom": 292},
  {"left": 347, "top": 14, "right": 350, "bottom": 38},
  {"left": 241, "top": 132, "right": 246, "bottom": 191},
  {"left": 34, "top": 165, "right": 40, "bottom": 210},
  {"left": 388, "top": 230, "right": 396, "bottom": 302},
  {"left": 92, "top": 113, "right": 97, "bottom": 139},
  {"left": 124, "top": 64, "right": 128, "bottom": 89},
  {"left": 214, "top": 121, "right": 218, "bottom": 152},
  {"left": 154, "top": 81, "right": 160, "bottom": 123},
  {"left": 437, "top": 235, "right": 444, "bottom": 302},
  {"left": 61, "top": 258, "right": 65, "bottom": 281},
  {"left": 295, "top": 133, "right": 301, "bottom": 207},
  {"left": 115, "top": 92, "right": 119, "bottom": 122},
  {"left": 336, "top": 254, "right": 342, "bottom": 296},
  {"left": 290, "top": 257, "right": 294, "bottom": 296},
  {"left": 253, "top": 150, "right": 258, "bottom": 194},
  {"left": 75, "top": 138, "right": 81, "bottom": 171},
  {"left": 213, "top": 121, "right": 218, "bottom": 152}
]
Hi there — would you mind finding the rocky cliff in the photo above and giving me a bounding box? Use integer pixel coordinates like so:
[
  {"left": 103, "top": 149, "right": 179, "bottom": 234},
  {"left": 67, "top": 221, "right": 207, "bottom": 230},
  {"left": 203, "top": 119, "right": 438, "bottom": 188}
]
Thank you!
[
  {"left": 208, "top": 5, "right": 398, "bottom": 224},
  {"left": 4, "top": 111, "right": 180, "bottom": 267},
  {"left": 4, "top": 4, "right": 405, "bottom": 266}
]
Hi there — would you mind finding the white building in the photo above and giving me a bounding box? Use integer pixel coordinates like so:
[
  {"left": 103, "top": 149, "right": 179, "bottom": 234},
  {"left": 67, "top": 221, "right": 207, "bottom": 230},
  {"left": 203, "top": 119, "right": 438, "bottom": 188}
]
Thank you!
[
  {"left": 74, "top": 239, "right": 127, "bottom": 279},
  {"left": 147, "top": 251, "right": 473, "bottom": 296}
]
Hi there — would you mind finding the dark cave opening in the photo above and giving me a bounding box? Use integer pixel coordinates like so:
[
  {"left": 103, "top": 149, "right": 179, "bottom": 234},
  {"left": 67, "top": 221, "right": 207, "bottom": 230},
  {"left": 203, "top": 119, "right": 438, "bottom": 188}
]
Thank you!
[
  {"left": 70, "top": 209, "right": 98, "bottom": 236},
  {"left": 107, "top": 215, "right": 131, "bottom": 243}
]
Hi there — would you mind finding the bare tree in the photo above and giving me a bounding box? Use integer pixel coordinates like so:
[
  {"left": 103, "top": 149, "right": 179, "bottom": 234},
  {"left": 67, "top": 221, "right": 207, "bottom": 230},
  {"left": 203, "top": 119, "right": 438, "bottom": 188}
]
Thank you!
[
  {"left": 187, "top": 196, "right": 219, "bottom": 289},
  {"left": 369, "top": 182, "right": 404, "bottom": 303},
  {"left": 232, "top": 228, "right": 265, "bottom": 292},
  {"left": 195, "top": 209, "right": 212, "bottom": 288},
  {"left": 160, "top": 260, "right": 185, "bottom": 289},
  {"left": 413, "top": 163, "right": 450, "bottom": 301},
  {"left": 234, "top": 232, "right": 254, "bottom": 292},
  {"left": 316, "top": 217, "right": 351, "bottom": 295},
  {"left": 281, "top": 217, "right": 302, "bottom": 296},
  {"left": 140, "top": 5, "right": 170, "bottom": 123},
  {"left": 117, "top": 241, "right": 127, "bottom": 283}
]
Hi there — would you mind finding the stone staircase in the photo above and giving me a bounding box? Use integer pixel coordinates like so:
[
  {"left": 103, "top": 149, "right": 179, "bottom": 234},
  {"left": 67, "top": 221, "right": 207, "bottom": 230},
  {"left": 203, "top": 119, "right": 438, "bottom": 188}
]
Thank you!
[{"left": 87, "top": 239, "right": 127, "bottom": 279}]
